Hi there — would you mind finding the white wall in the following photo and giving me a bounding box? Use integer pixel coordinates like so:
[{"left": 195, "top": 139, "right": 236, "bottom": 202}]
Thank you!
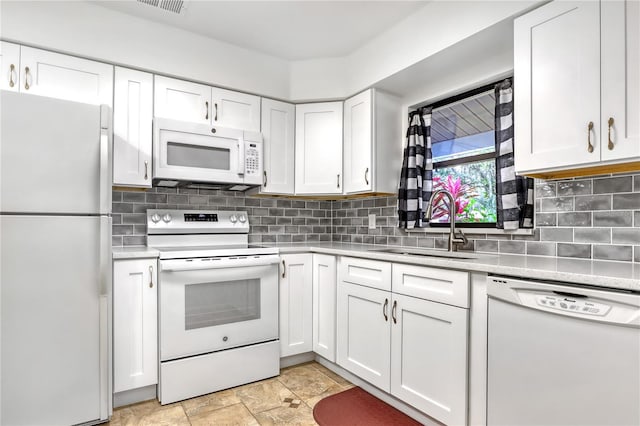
[{"left": 0, "top": 1, "right": 291, "bottom": 99}]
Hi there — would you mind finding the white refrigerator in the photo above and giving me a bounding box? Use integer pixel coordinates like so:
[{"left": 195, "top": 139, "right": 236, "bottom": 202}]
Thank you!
[{"left": 0, "top": 91, "right": 111, "bottom": 425}]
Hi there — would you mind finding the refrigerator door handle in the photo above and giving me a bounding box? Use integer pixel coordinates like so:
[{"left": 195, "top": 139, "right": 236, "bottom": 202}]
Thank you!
[
  {"left": 100, "top": 105, "right": 112, "bottom": 214},
  {"left": 99, "top": 215, "right": 112, "bottom": 419}
]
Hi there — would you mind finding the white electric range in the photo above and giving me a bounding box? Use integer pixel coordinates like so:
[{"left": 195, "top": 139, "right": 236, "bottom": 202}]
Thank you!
[{"left": 147, "top": 209, "right": 280, "bottom": 404}]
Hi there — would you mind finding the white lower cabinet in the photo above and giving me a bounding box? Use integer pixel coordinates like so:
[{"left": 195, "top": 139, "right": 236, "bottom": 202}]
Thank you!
[
  {"left": 390, "top": 293, "right": 468, "bottom": 426},
  {"left": 336, "top": 258, "right": 469, "bottom": 425},
  {"left": 279, "top": 254, "right": 313, "bottom": 357},
  {"left": 312, "top": 254, "right": 337, "bottom": 362},
  {"left": 113, "top": 258, "right": 158, "bottom": 393}
]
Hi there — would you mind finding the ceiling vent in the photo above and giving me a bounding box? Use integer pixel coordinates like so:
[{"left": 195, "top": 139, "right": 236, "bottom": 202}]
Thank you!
[{"left": 137, "top": 0, "right": 187, "bottom": 15}]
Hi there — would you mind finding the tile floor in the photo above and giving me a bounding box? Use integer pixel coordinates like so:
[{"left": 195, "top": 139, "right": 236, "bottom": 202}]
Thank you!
[{"left": 108, "top": 362, "right": 354, "bottom": 425}]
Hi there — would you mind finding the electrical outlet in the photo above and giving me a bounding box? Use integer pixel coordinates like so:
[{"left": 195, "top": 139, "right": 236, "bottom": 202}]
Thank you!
[{"left": 368, "top": 214, "right": 376, "bottom": 230}]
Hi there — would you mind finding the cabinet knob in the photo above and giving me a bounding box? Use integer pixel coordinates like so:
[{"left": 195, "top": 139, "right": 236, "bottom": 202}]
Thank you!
[
  {"left": 607, "top": 117, "right": 615, "bottom": 150},
  {"left": 587, "top": 121, "right": 594, "bottom": 153}
]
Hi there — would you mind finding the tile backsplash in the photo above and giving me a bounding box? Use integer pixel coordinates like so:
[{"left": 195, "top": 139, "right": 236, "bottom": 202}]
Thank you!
[{"left": 113, "top": 171, "right": 640, "bottom": 263}]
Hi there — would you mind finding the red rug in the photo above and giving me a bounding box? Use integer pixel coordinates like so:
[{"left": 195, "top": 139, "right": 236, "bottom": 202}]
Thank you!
[{"left": 313, "top": 387, "right": 422, "bottom": 426}]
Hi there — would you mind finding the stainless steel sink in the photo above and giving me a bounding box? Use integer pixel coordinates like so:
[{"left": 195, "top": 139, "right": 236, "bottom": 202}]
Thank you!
[{"left": 370, "top": 247, "right": 480, "bottom": 260}]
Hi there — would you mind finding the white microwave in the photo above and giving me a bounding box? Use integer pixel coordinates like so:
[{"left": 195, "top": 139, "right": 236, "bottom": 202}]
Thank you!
[{"left": 153, "top": 118, "right": 262, "bottom": 188}]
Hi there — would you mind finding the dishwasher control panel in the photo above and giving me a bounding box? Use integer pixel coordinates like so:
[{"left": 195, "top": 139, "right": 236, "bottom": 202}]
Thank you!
[{"left": 536, "top": 295, "right": 611, "bottom": 316}]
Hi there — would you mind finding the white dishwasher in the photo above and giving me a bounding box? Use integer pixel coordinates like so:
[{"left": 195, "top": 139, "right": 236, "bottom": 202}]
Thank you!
[{"left": 487, "top": 276, "right": 640, "bottom": 426}]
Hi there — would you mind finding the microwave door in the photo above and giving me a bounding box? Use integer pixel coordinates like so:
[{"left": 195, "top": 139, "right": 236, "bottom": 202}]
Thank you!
[{"left": 155, "top": 125, "right": 244, "bottom": 183}]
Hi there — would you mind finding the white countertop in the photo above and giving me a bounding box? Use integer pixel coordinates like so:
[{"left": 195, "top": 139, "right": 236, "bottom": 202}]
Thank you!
[
  {"left": 112, "top": 243, "right": 640, "bottom": 291},
  {"left": 112, "top": 246, "right": 160, "bottom": 260}
]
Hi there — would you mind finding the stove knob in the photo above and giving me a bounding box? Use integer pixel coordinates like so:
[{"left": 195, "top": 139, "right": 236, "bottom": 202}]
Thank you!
[
  {"left": 162, "top": 213, "right": 172, "bottom": 223},
  {"left": 238, "top": 214, "right": 247, "bottom": 223},
  {"left": 229, "top": 214, "right": 238, "bottom": 224},
  {"left": 150, "top": 213, "right": 161, "bottom": 223}
]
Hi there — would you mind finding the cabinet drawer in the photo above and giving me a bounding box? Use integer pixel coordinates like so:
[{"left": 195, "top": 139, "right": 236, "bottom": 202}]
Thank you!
[
  {"left": 338, "top": 256, "right": 391, "bottom": 291},
  {"left": 392, "top": 264, "right": 469, "bottom": 308}
]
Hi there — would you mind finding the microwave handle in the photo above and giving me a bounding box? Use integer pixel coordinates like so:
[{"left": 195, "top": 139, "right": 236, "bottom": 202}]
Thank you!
[{"left": 238, "top": 138, "right": 245, "bottom": 175}]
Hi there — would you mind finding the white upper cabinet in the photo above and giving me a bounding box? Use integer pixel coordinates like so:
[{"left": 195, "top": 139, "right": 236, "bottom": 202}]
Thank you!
[
  {"left": 259, "top": 98, "right": 295, "bottom": 194},
  {"left": 154, "top": 76, "right": 260, "bottom": 131},
  {"left": 279, "top": 254, "right": 313, "bottom": 357},
  {"left": 154, "top": 76, "right": 211, "bottom": 125},
  {"left": 0, "top": 42, "right": 20, "bottom": 92},
  {"left": 211, "top": 87, "right": 260, "bottom": 132},
  {"left": 295, "top": 102, "right": 343, "bottom": 194},
  {"left": 344, "top": 89, "right": 402, "bottom": 195},
  {"left": 113, "top": 67, "right": 153, "bottom": 188},
  {"left": 515, "top": 0, "right": 640, "bottom": 177},
  {"left": 514, "top": 1, "right": 601, "bottom": 174},
  {"left": 18, "top": 46, "right": 113, "bottom": 105},
  {"left": 601, "top": 0, "right": 640, "bottom": 162}
]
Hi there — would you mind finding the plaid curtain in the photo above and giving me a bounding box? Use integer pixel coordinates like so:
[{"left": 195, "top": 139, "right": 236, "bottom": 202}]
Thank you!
[
  {"left": 398, "top": 108, "right": 433, "bottom": 229},
  {"left": 495, "top": 79, "right": 534, "bottom": 229}
]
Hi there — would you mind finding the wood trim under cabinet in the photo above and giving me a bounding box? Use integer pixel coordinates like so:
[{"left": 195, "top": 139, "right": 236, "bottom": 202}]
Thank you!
[{"left": 523, "top": 161, "right": 640, "bottom": 180}]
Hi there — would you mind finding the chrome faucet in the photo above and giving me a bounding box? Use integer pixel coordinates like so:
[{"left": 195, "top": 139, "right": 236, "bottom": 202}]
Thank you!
[{"left": 425, "top": 189, "right": 468, "bottom": 252}]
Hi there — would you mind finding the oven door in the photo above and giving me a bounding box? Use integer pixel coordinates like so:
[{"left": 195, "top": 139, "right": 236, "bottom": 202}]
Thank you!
[
  {"left": 153, "top": 118, "right": 245, "bottom": 184},
  {"left": 159, "top": 255, "right": 279, "bottom": 361}
]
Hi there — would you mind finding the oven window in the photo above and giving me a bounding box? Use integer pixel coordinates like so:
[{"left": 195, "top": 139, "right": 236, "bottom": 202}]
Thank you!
[
  {"left": 167, "top": 142, "right": 231, "bottom": 170},
  {"left": 184, "top": 279, "right": 260, "bottom": 330}
]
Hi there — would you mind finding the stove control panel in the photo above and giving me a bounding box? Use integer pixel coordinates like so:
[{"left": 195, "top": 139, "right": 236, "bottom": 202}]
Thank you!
[{"left": 147, "top": 209, "right": 250, "bottom": 234}]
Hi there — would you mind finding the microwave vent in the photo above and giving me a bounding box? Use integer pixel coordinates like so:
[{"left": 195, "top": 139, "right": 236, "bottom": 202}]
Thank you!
[{"left": 137, "top": 0, "right": 187, "bottom": 14}]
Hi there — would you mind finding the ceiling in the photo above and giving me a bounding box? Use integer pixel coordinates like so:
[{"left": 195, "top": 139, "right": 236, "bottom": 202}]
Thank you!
[{"left": 93, "top": 1, "right": 427, "bottom": 61}]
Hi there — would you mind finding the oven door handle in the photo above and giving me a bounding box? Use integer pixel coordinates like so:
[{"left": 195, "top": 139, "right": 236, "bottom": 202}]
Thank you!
[{"left": 161, "top": 255, "right": 280, "bottom": 272}]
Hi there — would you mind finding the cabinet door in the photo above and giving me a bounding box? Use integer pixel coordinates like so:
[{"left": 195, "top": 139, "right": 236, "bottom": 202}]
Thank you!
[
  {"left": 0, "top": 41, "right": 20, "bottom": 92},
  {"left": 279, "top": 254, "right": 313, "bottom": 357},
  {"left": 344, "top": 90, "right": 373, "bottom": 194},
  {"left": 295, "top": 102, "right": 343, "bottom": 194},
  {"left": 514, "top": 1, "right": 601, "bottom": 173},
  {"left": 113, "top": 258, "right": 158, "bottom": 393},
  {"left": 154, "top": 75, "right": 211, "bottom": 125},
  {"left": 601, "top": 0, "right": 640, "bottom": 161},
  {"left": 20, "top": 46, "right": 113, "bottom": 106},
  {"left": 261, "top": 98, "right": 295, "bottom": 194},
  {"left": 113, "top": 67, "right": 153, "bottom": 188},
  {"left": 211, "top": 87, "right": 260, "bottom": 132},
  {"left": 312, "top": 254, "right": 337, "bottom": 362},
  {"left": 336, "top": 282, "right": 390, "bottom": 392},
  {"left": 390, "top": 293, "right": 468, "bottom": 426}
]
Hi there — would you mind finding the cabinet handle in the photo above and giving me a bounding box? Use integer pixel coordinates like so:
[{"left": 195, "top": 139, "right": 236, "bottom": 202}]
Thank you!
[
  {"left": 263, "top": 170, "right": 267, "bottom": 187},
  {"left": 607, "top": 117, "right": 615, "bottom": 150},
  {"left": 214, "top": 103, "right": 218, "bottom": 121},
  {"left": 364, "top": 167, "right": 369, "bottom": 185},
  {"left": 148, "top": 265, "right": 154, "bottom": 288},
  {"left": 392, "top": 300, "right": 397, "bottom": 324},
  {"left": 282, "top": 259, "right": 286, "bottom": 278},
  {"left": 24, "top": 66, "right": 31, "bottom": 90},
  {"left": 383, "top": 298, "right": 389, "bottom": 321},
  {"left": 337, "top": 174, "right": 340, "bottom": 189},
  {"left": 144, "top": 160, "right": 148, "bottom": 180},
  {"left": 205, "top": 101, "right": 209, "bottom": 120},
  {"left": 587, "top": 121, "right": 594, "bottom": 153},
  {"left": 9, "top": 64, "right": 16, "bottom": 87}
]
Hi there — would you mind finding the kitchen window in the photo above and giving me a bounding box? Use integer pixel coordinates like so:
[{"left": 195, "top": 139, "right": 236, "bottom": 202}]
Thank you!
[{"left": 427, "top": 83, "right": 499, "bottom": 228}]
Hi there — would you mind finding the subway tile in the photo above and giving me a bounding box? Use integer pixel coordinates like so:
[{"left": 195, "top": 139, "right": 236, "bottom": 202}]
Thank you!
[
  {"left": 574, "top": 195, "right": 611, "bottom": 211},
  {"left": 557, "top": 212, "right": 591, "bottom": 227},
  {"left": 593, "top": 245, "right": 633, "bottom": 262},
  {"left": 475, "top": 239, "right": 499, "bottom": 253},
  {"left": 557, "top": 243, "right": 591, "bottom": 259},
  {"left": 612, "top": 228, "right": 640, "bottom": 244},
  {"left": 635, "top": 246, "right": 640, "bottom": 262},
  {"left": 593, "top": 211, "right": 633, "bottom": 227},
  {"left": 526, "top": 242, "right": 556, "bottom": 257},
  {"left": 112, "top": 235, "right": 123, "bottom": 246},
  {"left": 417, "top": 237, "right": 435, "bottom": 249},
  {"left": 113, "top": 203, "right": 134, "bottom": 213},
  {"left": 613, "top": 193, "right": 640, "bottom": 209},
  {"left": 512, "top": 228, "right": 541, "bottom": 241},
  {"left": 167, "top": 194, "right": 189, "bottom": 204},
  {"left": 557, "top": 180, "right": 592, "bottom": 196},
  {"left": 636, "top": 211, "right": 640, "bottom": 227},
  {"left": 123, "top": 235, "right": 146, "bottom": 246},
  {"left": 188, "top": 195, "right": 209, "bottom": 205},
  {"left": 268, "top": 208, "right": 284, "bottom": 216},
  {"left": 593, "top": 176, "right": 633, "bottom": 194},
  {"left": 121, "top": 213, "right": 146, "bottom": 225},
  {"left": 536, "top": 182, "right": 556, "bottom": 198},
  {"left": 540, "top": 197, "right": 574, "bottom": 212},
  {"left": 260, "top": 199, "right": 277, "bottom": 207},
  {"left": 574, "top": 228, "right": 611, "bottom": 244},
  {"left": 112, "top": 191, "right": 123, "bottom": 202},
  {"left": 499, "top": 241, "right": 526, "bottom": 254},
  {"left": 277, "top": 200, "right": 291, "bottom": 208},
  {"left": 123, "top": 192, "right": 146, "bottom": 203},
  {"left": 146, "top": 193, "right": 168, "bottom": 203},
  {"left": 535, "top": 213, "right": 557, "bottom": 227},
  {"left": 635, "top": 176, "right": 640, "bottom": 192},
  {"left": 277, "top": 217, "right": 292, "bottom": 225},
  {"left": 540, "top": 228, "right": 573, "bottom": 242}
]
